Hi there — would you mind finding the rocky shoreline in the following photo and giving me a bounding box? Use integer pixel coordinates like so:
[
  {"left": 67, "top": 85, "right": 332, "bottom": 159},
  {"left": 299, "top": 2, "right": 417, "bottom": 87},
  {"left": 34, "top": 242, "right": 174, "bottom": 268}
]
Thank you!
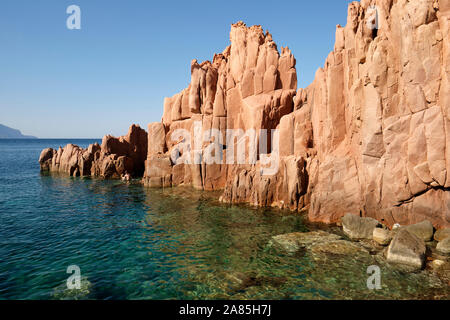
[
  {"left": 40, "top": 0, "right": 450, "bottom": 230},
  {"left": 39, "top": 125, "right": 147, "bottom": 178},
  {"left": 270, "top": 214, "right": 450, "bottom": 283}
]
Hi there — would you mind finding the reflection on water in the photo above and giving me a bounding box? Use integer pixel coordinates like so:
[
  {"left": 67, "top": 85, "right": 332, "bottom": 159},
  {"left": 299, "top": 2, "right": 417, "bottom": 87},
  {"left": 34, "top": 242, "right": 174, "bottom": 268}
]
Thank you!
[
  {"left": 0, "top": 140, "right": 449, "bottom": 299},
  {"left": 1, "top": 177, "right": 449, "bottom": 300}
]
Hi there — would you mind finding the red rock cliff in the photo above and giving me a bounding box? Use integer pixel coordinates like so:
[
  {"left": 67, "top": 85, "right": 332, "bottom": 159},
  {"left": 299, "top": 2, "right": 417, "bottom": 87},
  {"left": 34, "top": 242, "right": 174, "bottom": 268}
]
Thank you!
[
  {"left": 144, "top": 0, "right": 450, "bottom": 229},
  {"left": 39, "top": 124, "right": 148, "bottom": 178}
]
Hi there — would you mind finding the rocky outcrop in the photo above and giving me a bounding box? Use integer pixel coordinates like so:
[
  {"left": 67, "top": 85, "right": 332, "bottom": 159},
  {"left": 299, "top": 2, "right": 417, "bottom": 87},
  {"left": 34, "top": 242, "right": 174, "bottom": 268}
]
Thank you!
[
  {"left": 143, "top": 0, "right": 450, "bottom": 229},
  {"left": 143, "top": 22, "right": 299, "bottom": 199},
  {"left": 303, "top": 0, "right": 450, "bottom": 229},
  {"left": 39, "top": 124, "right": 147, "bottom": 178},
  {"left": 38, "top": 0, "right": 450, "bottom": 230}
]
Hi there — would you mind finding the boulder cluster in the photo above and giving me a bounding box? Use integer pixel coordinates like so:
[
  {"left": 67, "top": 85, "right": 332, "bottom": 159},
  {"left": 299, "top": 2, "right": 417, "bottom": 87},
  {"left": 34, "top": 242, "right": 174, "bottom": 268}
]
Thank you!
[
  {"left": 271, "top": 213, "right": 450, "bottom": 278},
  {"left": 40, "top": 0, "right": 450, "bottom": 229},
  {"left": 340, "top": 213, "right": 439, "bottom": 270}
]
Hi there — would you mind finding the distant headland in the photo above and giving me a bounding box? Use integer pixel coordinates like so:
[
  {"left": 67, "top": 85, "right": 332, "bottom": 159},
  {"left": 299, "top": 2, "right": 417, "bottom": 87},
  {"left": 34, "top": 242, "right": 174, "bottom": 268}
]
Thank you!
[{"left": 0, "top": 124, "right": 37, "bottom": 139}]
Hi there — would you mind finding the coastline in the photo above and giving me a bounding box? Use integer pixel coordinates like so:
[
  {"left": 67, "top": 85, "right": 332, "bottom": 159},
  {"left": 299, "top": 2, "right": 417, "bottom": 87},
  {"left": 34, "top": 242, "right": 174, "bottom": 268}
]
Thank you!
[
  {"left": 40, "top": 0, "right": 450, "bottom": 228},
  {"left": 33, "top": 0, "right": 450, "bottom": 298},
  {"left": 0, "top": 136, "right": 448, "bottom": 299}
]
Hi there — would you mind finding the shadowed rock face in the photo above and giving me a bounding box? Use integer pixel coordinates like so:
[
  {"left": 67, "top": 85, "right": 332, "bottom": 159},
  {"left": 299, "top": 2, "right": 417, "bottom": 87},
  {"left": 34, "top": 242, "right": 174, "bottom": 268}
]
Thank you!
[
  {"left": 39, "top": 124, "right": 147, "bottom": 178},
  {"left": 143, "top": 0, "right": 450, "bottom": 229}
]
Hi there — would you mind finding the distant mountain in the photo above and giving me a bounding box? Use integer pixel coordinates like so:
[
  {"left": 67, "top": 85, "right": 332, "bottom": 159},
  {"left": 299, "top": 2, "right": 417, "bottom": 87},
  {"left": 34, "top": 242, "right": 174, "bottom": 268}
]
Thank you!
[{"left": 0, "top": 124, "right": 37, "bottom": 139}]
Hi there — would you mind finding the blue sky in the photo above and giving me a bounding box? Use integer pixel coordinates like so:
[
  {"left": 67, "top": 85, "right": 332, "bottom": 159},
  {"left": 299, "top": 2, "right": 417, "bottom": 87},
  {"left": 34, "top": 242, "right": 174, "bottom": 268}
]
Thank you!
[{"left": 0, "top": 0, "right": 352, "bottom": 138}]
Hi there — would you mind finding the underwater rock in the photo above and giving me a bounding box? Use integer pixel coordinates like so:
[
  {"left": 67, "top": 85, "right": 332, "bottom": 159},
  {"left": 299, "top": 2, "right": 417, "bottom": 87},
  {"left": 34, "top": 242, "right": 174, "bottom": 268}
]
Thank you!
[
  {"left": 386, "top": 229, "right": 427, "bottom": 271},
  {"left": 269, "top": 230, "right": 341, "bottom": 254},
  {"left": 341, "top": 214, "right": 380, "bottom": 240},
  {"left": 309, "top": 240, "right": 370, "bottom": 257},
  {"left": 434, "top": 228, "right": 450, "bottom": 242},
  {"left": 223, "top": 272, "right": 286, "bottom": 293},
  {"left": 52, "top": 276, "right": 92, "bottom": 300}
]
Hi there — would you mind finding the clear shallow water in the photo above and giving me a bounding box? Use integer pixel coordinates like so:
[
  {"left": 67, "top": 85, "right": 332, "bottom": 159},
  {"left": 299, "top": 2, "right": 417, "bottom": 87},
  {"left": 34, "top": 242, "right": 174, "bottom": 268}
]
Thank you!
[{"left": 0, "top": 139, "right": 449, "bottom": 300}]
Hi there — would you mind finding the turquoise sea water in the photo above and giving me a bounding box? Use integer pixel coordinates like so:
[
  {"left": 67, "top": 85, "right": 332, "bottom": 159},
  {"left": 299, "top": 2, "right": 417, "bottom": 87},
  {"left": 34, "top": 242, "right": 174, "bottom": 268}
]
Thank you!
[{"left": 0, "top": 139, "right": 448, "bottom": 300}]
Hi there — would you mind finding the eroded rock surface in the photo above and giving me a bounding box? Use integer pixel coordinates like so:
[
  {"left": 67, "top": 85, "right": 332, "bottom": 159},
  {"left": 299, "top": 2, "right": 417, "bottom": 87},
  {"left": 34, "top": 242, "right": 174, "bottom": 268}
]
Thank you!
[
  {"left": 142, "top": 1, "right": 450, "bottom": 229},
  {"left": 39, "top": 124, "right": 147, "bottom": 178},
  {"left": 38, "top": 0, "right": 450, "bottom": 229}
]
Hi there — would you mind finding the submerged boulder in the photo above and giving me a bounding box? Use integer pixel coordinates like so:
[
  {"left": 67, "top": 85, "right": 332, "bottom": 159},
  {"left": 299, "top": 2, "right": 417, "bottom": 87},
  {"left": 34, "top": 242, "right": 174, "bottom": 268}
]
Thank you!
[
  {"left": 404, "top": 220, "right": 434, "bottom": 242},
  {"left": 269, "top": 230, "right": 373, "bottom": 264},
  {"left": 269, "top": 231, "right": 341, "bottom": 254},
  {"left": 52, "top": 276, "right": 92, "bottom": 300},
  {"left": 309, "top": 240, "right": 370, "bottom": 256},
  {"left": 341, "top": 214, "right": 380, "bottom": 240},
  {"left": 386, "top": 229, "right": 426, "bottom": 271}
]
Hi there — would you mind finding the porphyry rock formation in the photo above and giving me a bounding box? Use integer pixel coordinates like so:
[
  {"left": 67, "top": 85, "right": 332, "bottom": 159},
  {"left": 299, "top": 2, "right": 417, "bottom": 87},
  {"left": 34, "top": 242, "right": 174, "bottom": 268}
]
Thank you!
[
  {"left": 143, "top": 0, "right": 450, "bottom": 229},
  {"left": 304, "top": 0, "right": 450, "bottom": 229},
  {"left": 143, "top": 22, "right": 299, "bottom": 194},
  {"left": 38, "top": 0, "right": 449, "bottom": 229},
  {"left": 39, "top": 124, "right": 147, "bottom": 178}
]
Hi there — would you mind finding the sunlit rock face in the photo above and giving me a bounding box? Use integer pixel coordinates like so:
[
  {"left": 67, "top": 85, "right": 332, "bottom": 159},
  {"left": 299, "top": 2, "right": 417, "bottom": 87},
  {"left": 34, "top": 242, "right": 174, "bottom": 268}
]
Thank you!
[
  {"left": 305, "top": 0, "right": 450, "bottom": 229},
  {"left": 39, "top": 124, "right": 148, "bottom": 178},
  {"left": 36, "top": 0, "right": 449, "bottom": 228},
  {"left": 144, "top": 0, "right": 450, "bottom": 228},
  {"left": 144, "top": 21, "right": 303, "bottom": 209}
]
